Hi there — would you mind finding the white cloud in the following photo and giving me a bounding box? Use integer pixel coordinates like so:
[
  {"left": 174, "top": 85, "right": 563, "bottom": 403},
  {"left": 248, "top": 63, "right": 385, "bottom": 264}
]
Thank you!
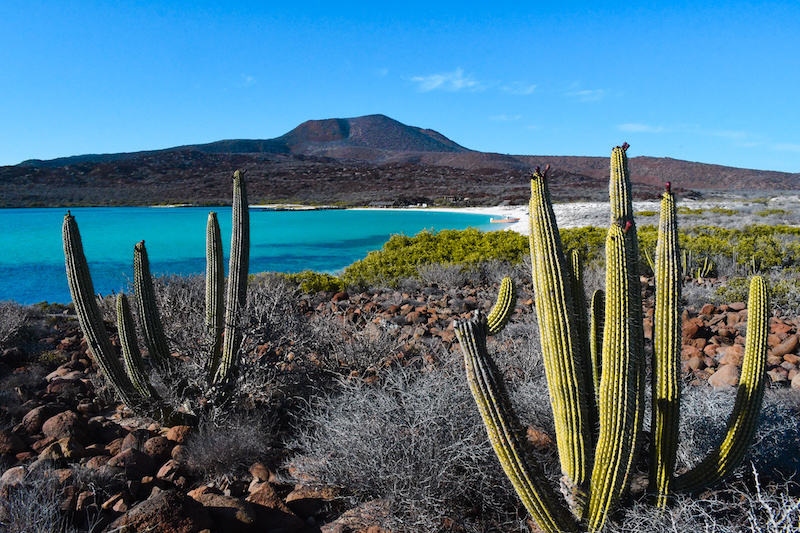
[
  {"left": 489, "top": 114, "right": 523, "bottom": 122},
  {"left": 502, "top": 82, "right": 537, "bottom": 95},
  {"left": 566, "top": 88, "right": 606, "bottom": 102},
  {"left": 618, "top": 123, "right": 667, "bottom": 133},
  {"left": 410, "top": 68, "right": 484, "bottom": 92}
]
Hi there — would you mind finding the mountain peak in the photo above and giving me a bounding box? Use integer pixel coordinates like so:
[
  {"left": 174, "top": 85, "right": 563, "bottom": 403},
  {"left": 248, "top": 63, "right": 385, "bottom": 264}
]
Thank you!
[{"left": 276, "top": 114, "right": 471, "bottom": 156}]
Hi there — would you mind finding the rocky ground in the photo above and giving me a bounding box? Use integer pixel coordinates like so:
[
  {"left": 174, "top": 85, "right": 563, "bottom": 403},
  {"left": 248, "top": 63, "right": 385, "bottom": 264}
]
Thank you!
[{"left": 1, "top": 277, "right": 800, "bottom": 532}]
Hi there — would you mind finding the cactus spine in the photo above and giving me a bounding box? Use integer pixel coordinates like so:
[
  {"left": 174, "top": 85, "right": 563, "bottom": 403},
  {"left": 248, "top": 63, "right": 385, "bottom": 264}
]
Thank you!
[
  {"left": 456, "top": 144, "right": 771, "bottom": 532},
  {"left": 62, "top": 171, "right": 250, "bottom": 423}
]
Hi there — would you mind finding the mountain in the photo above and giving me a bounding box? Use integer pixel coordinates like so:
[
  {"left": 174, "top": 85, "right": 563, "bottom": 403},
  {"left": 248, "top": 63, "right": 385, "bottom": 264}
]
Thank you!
[{"left": 3, "top": 114, "right": 800, "bottom": 207}]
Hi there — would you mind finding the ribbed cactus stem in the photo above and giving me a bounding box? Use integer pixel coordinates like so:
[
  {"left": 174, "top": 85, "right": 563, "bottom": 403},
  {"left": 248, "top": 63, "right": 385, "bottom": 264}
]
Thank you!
[
  {"left": 650, "top": 187, "right": 682, "bottom": 507},
  {"left": 62, "top": 213, "right": 141, "bottom": 409},
  {"left": 117, "top": 293, "right": 159, "bottom": 401},
  {"left": 567, "top": 249, "right": 597, "bottom": 440},
  {"left": 487, "top": 277, "right": 516, "bottom": 336},
  {"left": 214, "top": 170, "right": 250, "bottom": 388},
  {"left": 586, "top": 223, "right": 646, "bottom": 531},
  {"left": 528, "top": 166, "right": 591, "bottom": 516},
  {"left": 134, "top": 241, "right": 172, "bottom": 371},
  {"left": 675, "top": 276, "right": 769, "bottom": 493},
  {"left": 205, "top": 212, "right": 225, "bottom": 375},
  {"left": 610, "top": 143, "right": 632, "bottom": 225},
  {"left": 456, "top": 314, "right": 579, "bottom": 533}
]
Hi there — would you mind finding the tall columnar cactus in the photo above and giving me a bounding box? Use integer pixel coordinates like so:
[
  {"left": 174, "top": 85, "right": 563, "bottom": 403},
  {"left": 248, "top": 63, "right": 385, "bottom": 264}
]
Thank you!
[
  {"left": 455, "top": 145, "right": 770, "bottom": 532},
  {"left": 63, "top": 170, "right": 251, "bottom": 423}
]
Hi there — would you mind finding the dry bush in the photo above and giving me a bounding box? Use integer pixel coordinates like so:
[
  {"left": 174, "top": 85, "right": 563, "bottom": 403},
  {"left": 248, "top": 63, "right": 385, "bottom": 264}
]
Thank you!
[
  {"left": 288, "top": 351, "right": 532, "bottom": 532},
  {"left": 0, "top": 466, "right": 76, "bottom": 533},
  {"left": 416, "top": 262, "right": 468, "bottom": 289},
  {"left": 183, "top": 410, "right": 276, "bottom": 484},
  {"left": 0, "top": 300, "right": 29, "bottom": 347}
]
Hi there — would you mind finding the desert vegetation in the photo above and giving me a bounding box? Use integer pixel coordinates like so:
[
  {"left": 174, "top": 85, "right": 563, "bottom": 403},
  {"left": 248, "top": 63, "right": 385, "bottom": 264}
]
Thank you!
[{"left": 1, "top": 162, "right": 800, "bottom": 532}]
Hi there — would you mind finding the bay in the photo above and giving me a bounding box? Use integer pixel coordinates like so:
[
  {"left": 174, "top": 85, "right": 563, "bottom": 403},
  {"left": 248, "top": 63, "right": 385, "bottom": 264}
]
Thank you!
[{"left": 0, "top": 207, "right": 498, "bottom": 305}]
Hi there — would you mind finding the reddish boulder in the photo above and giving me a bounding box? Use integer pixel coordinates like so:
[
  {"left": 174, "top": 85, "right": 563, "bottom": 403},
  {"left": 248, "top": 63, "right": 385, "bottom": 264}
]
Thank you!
[{"left": 107, "top": 489, "right": 213, "bottom": 533}]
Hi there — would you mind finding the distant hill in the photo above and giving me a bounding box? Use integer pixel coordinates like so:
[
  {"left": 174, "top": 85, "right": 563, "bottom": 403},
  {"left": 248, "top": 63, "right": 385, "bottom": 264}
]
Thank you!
[{"left": 4, "top": 114, "right": 800, "bottom": 207}]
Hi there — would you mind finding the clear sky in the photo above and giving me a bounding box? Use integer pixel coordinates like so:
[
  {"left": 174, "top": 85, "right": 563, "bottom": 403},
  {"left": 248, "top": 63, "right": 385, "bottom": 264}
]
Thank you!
[{"left": 2, "top": 1, "right": 799, "bottom": 172}]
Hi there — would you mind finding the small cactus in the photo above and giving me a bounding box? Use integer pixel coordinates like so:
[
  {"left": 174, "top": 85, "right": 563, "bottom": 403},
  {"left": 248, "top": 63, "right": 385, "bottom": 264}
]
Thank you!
[
  {"left": 455, "top": 144, "right": 770, "bottom": 531},
  {"left": 63, "top": 170, "right": 251, "bottom": 423}
]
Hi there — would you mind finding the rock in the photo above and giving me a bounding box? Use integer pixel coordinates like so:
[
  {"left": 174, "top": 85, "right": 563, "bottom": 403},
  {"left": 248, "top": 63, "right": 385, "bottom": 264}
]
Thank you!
[
  {"left": 285, "top": 485, "right": 339, "bottom": 518},
  {"left": 708, "top": 364, "right": 739, "bottom": 388},
  {"left": 785, "top": 353, "right": 800, "bottom": 365},
  {"left": 792, "top": 373, "right": 800, "bottom": 389},
  {"left": 42, "top": 410, "right": 90, "bottom": 444},
  {"left": 718, "top": 345, "right": 744, "bottom": 366},
  {"left": 121, "top": 428, "right": 153, "bottom": 452},
  {"left": 166, "top": 425, "right": 192, "bottom": 444},
  {"left": 107, "top": 489, "right": 213, "bottom": 533},
  {"left": 193, "top": 492, "right": 257, "bottom": 533},
  {"left": 0, "top": 428, "right": 27, "bottom": 455},
  {"left": 40, "top": 437, "right": 86, "bottom": 461},
  {"left": 108, "top": 448, "right": 157, "bottom": 480},
  {"left": 770, "top": 335, "right": 799, "bottom": 357},
  {"left": 245, "top": 482, "right": 305, "bottom": 532},
  {"left": 143, "top": 435, "right": 174, "bottom": 463},
  {"left": 0, "top": 465, "right": 26, "bottom": 487},
  {"left": 729, "top": 302, "right": 746, "bottom": 311},
  {"left": 248, "top": 461, "right": 272, "bottom": 483},
  {"left": 321, "top": 499, "right": 391, "bottom": 533},
  {"left": 19, "top": 404, "right": 68, "bottom": 434}
]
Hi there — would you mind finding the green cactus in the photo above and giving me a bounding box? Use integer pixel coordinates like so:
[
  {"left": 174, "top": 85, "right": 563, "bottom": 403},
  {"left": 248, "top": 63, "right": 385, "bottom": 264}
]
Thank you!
[
  {"left": 455, "top": 146, "right": 771, "bottom": 531},
  {"left": 62, "top": 170, "right": 250, "bottom": 423}
]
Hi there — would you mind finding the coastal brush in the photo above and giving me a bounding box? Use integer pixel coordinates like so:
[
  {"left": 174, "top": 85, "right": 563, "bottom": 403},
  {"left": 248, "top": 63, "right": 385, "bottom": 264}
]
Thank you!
[
  {"left": 454, "top": 145, "right": 770, "bottom": 532},
  {"left": 62, "top": 170, "right": 250, "bottom": 424}
]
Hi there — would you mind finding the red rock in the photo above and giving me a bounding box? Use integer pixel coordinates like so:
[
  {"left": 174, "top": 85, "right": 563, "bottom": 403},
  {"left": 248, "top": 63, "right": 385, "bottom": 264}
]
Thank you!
[
  {"left": 708, "top": 364, "right": 739, "bottom": 388},
  {"left": 193, "top": 493, "right": 256, "bottom": 533},
  {"left": 320, "top": 499, "right": 390, "bottom": 533},
  {"left": 19, "top": 404, "right": 68, "bottom": 434},
  {"left": 770, "top": 335, "right": 798, "bottom": 357},
  {"left": 143, "top": 435, "right": 173, "bottom": 462},
  {"left": 785, "top": 353, "right": 800, "bottom": 365},
  {"left": 121, "top": 429, "right": 152, "bottom": 452},
  {"left": 107, "top": 489, "right": 212, "bottom": 533},
  {"left": 718, "top": 345, "right": 744, "bottom": 366},
  {"left": 792, "top": 373, "right": 800, "bottom": 389},
  {"left": 285, "top": 485, "right": 338, "bottom": 518},
  {"left": 700, "top": 303, "right": 716, "bottom": 315},
  {"left": 165, "top": 425, "right": 192, "bottom": 444},
  {"left": 729, "top": 302, "right": 746, "bottom": 311},
  {"left": 108, "top": 448, "right": 157, "bottom": 480},
  {"left": 42, "top": 410, "right": 90, "bottom": 444}
]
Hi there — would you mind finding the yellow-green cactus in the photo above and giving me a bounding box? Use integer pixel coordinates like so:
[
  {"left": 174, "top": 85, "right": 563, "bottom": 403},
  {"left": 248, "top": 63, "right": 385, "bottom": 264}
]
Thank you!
[{"left": 455, "top": 145, "right": 771, "bottom": 532}]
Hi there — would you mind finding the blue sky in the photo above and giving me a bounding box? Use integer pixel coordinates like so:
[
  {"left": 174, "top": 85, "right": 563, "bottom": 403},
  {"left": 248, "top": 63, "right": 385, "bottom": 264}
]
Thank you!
[{"left": 2, "top": 1, "right": 799, "bottom": 172}]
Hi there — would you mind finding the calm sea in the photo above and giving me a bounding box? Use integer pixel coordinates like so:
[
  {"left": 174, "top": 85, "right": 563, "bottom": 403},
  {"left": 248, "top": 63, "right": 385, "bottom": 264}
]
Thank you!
[{"left": 0, "top": 207, "right": 500, "bottom": 305}]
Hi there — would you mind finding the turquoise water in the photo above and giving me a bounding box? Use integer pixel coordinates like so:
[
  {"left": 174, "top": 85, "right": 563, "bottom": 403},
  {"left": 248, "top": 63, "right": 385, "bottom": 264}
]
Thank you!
[{"left": 0, "top": 207, "right": 501, "bottom": 305}]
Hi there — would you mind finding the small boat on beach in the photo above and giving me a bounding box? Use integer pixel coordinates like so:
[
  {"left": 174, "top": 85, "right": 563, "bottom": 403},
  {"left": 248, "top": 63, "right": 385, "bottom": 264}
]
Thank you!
[{"left": 490, "top": 217, "right": 520, "bottom": 223}]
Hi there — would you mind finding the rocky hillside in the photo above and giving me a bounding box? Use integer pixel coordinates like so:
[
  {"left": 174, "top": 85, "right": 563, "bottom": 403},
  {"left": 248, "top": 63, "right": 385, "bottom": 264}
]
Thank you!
[{"left": 3, "top": 114, "right": 799, "bottom": 207}]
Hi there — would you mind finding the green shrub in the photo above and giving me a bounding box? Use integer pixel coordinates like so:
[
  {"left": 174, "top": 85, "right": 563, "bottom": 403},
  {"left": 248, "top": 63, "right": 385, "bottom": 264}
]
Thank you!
[
  {"left": 280, "top": 270, "right": 346, "bottom": 294},
  {"left": 756, "top": 208, "right": 790, "bottom": 217}
]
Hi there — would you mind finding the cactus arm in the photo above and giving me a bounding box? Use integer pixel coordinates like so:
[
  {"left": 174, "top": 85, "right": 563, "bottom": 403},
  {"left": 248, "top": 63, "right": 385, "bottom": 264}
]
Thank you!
[
  {"left": 213, "top": 170, "right": 250, "bottom": 387},
  {"left": 675, "top": 276, "right": 769, "bottom": 493},
  {"left": 649, "top": 187, "right": 682, "bottom": 507},
  {"left": 589, "top": 289, "right": 605, "bottom": 403},
  {"left": 63, "top": 213, "right": 142, "bottom": 409},
  {"left": 205, "top": 212, "right": 225, "bottom": 375},
  {"left": 586, "top": 224, "right": 646, "bottom": 531},
  {"left": 455, "top": 315, "right": 579, "bottom": 533},
  {"left": 116, "top": 293, "right": 159, "bottom": 401},
  {"left": 487, "top": 277, "right": 516, "bottom": 336},
  {"left": 134, "top": 241, "right": 172, "bottom": 371},
  {"left": 567, "top": 249, "right": 597, "bottom": 440},
  {"left": 528, "top": 166, "right": 592, "bottom": 515}
]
